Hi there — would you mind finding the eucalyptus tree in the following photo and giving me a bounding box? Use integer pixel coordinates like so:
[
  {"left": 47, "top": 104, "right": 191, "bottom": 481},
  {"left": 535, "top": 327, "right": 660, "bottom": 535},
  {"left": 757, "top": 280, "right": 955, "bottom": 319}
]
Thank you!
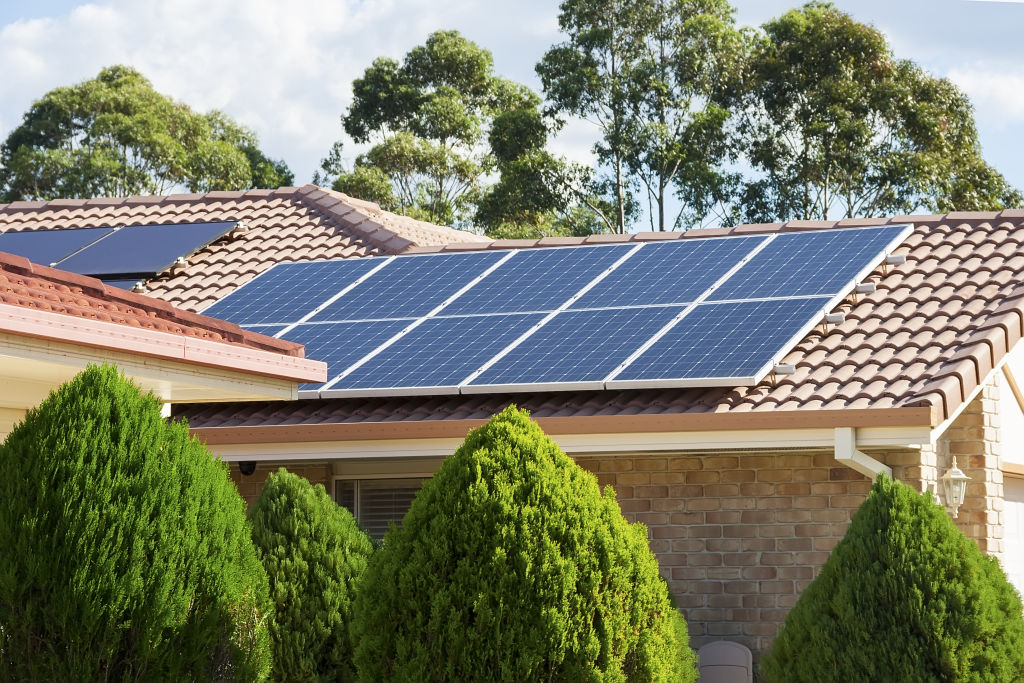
[
  {"left": 735, "top": 1, "right": 1020, "bottom": 222},
  {"left": 0, "top": 65, "right": 291, "bottom": 201}
]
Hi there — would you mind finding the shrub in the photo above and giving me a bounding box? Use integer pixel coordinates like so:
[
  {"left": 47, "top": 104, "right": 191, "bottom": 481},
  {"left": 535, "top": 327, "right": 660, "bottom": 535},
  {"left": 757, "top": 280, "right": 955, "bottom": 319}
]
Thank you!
[
  {"left": 0, "top": 365, "right": 272, "bottom": 681},
  {"left": 762, "top": 474, "right": 1024, "bottom": 682},
  {"left": 250, "top": 469, "right": 373, "bottom": 682},
  {"left": 352, "top": 405, "right": 697, "bottom": 681}
]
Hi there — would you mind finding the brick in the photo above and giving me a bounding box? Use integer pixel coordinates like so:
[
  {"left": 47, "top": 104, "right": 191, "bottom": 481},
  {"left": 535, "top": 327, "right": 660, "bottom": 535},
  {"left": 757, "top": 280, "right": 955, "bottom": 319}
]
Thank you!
[
  {"left": 774, "top": 509, "right": 815, "bottom": 523},
  {"left": 598, "top": 458, "right": 633, "bottom": 472},
  {"left": 707, "top": 567, "right": 742, "bottom": 580},
  {"left": 686, "top": 470, "right": 720, "bottom": 483},
  {"left": 793, "top": 468, "right": 829, "bottom": 482},
  {"left": 722, "top": 469, "right": 757, "bottom": 482},
  {"left": 669, "top": 484, "right": 705, "bottom": 497},
  {"left": 671, "top": 539, "right": 706, "bottom": 552},
  {"left": 777, "top": 566, "right": 814, "bottom": 579},
  {"left": 724, "top": 552, "right": 759, "bottom": 566},
  {"left": 652, "top": 526, "right": 687, "bottom": 539},
  {"left": 672, "top": 567, "right": 707, "bottom": 581},
  {"left": 757, "top": 469, "right": 793, "bottom": 482},
  {"left": 776, "top": 483, "right": 811, "bottom": 495},
  {"left": 794, "top": 551, "right": 831, "bottom": 565},
  {"left": 777, "top": 538, "right": 812, "bottom": 551},
  {"left": 704, "top": 456, "right": 740, "bottom": 468},
  {"left": 658, "top": 553, "right": 687, "bottom": 566},
  {"left": 759, "top": 525, "right": 795, "bottom": 538},
  {"left": 690, "top": 581, "right": 725, "bottom": 594},
  {"left": 813, "top": 537, "right": 840, "bottom": 552},
  {"left": 706, "top": 538, "right": 741, "bottom": 552},
  {"left": 708, "top": 595, "right": 743, "bottom": 608},
  {"left": 725, "top": 581, "right": 759, "bottom": 594},
  {"left": 617, "top": 499, "right": 651, "bottom": 513},
  {"left": 740, "top": 483, "right": 775, "bottom": 496},
  {"left": 743, "top": 566, "right": 777, "bottom": 579},
  {"left": 635, "top": 457, "right": 668, "bottom": 471},
  {"left": 651, "top": 498, "right": 686, "bottom": 512},
  {"left": 810, "top": 482, "right": 848, "bottom": 495},
  {"left": 757, "top": 497, "right": 793, "bottom": 510},
  {"left": 759, "top": 608, "right": 791, "bottom": 622},
  {"left": 743, "top": 595, "right": 776, "bottom": 608},
  {"left": 793, "top": 496, "right": 829, "bottom": 508},
  {"left": 668, "top": 457, "right": 702, "bottom": 470},
  {"left": 742, "top": 538, "right": 776, "bottom": 551},
  {"left": 649, "top": 471, "right": 685, "bottom": 484},
  {"left": 795, "top": 524, "right": 831, "bottom": 537},
  {"left": 687, "top": 498, "right": 722, "bottom": 511},
  {"left": 759, "top": 580, "right": 795, "bottom": 594},
  {"left": 723, "top": 525, "right": 757, "bottom": 538},
  {"left": 706, "top": 511, "right": 742, "bottom": 524},
  {"left": 618, "top": 472, "right": 650, "bottom": 485},
  {"left": 707, "top": 621, "right": 744, "bottom": 636},
  {"left": 670, "top": 512, "right": 706, "bottom": 525},
  {"left": 688, "top": 525, "right": 723, "bottom": 538},
  {"left": 721, "top": 497, "right": 758, "bottom": 510},
  {"left": 829, "top": 495, "right": 867, "bottom": 508},
  {"left": 739, "top": 455, "right": 775, "bottom": 469},
  {"left": 689, "top": 553, "right": 724, "bottom": 567},
  {"left": 744, "top": 622, "right": 779, "bottom": 636},
  {"left": 740, "top": 510, "right": 775, "bottom": 524},
  {"left": 635, "top": 512, "right": 670, "bottom": 526},
  {"left": 634, "top": 485, "right": 669, "bottom": 498},
  {"left": 761, "top": 552, "right": 794, "bottom": 566},
  {"left": 703, "top": 484, "right": 740, "bottom": 497}
]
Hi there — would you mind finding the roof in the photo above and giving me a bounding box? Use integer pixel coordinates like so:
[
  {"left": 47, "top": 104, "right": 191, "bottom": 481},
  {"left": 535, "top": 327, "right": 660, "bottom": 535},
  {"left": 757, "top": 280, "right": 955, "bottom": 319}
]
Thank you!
[
  {"left": 175, "top": 211, "right": 1024, "bottom": 434},
  {"left": 0, "top": 249, "right": 325, "bottom": 383},
  {"left": 0, "top": 185, "right": 489, "bottom": 312}
]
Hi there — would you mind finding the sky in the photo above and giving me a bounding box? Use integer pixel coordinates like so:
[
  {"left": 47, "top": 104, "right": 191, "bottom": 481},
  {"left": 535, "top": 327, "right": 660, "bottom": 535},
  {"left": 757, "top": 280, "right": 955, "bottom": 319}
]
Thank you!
[{"left": 0, "top": 0, "right": 1022, "bottom": 221}]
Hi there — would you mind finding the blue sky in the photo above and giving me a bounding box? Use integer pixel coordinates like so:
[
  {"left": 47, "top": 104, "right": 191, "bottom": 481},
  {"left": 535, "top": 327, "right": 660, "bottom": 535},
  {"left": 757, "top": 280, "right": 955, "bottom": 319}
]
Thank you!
[{"left": 0, "top": 0, "right": 1021, "bottom": 223}]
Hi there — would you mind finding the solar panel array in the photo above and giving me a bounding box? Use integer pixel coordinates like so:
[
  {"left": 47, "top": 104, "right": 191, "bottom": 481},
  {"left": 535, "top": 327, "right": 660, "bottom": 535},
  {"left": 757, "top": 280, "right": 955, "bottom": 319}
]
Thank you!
[
  {"left": 202, "top": 224, "right": 912, "bottom": 396},
  {"left": 0, "top": 221, "right": 237, "bottom": 286}
]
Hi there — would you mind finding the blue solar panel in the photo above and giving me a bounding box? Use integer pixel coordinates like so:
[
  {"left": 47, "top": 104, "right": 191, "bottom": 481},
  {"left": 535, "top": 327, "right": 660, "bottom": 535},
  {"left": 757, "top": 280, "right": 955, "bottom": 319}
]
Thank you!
[
  {"left": 57, "top": 221, "right": 236, "bottom": 277},
  {"left": 711, "top": 226, "right": 905, "bottom": 301},
  {"left": 570, "top": 236, "right": 767, "bottom": 310},
  {"left": 309, "top": 250, "right": 507, "bottom": 322},
  {"left": 330, "top": 313, "right": 542, "bottom": 392},
  {"left": 102, "top": 278, "right": 143, "bottom": 290},
  {"left": 202, "top": 259, "right": 383, "bottom": 326},
  {"left": 283, "top": 320, "right": 411, "bottom": 390},
  {"left": 613, "top": 297, "right": 829, "bottom": 382},
  {"left": 442, "top": 244, "right": 634, "bottom": 315},
  {"left": 469, "top": 306, "right": 685, "bottom": 388},
  {"left": 0, "top": 227, "right": 114, "bottom": 266}
]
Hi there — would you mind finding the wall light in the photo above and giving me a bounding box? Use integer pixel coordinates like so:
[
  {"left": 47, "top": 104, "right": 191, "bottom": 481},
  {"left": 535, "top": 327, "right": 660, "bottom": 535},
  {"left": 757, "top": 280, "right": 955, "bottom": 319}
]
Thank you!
[{"left": 941, "top": 456, "right": 971, "bottom": 518}]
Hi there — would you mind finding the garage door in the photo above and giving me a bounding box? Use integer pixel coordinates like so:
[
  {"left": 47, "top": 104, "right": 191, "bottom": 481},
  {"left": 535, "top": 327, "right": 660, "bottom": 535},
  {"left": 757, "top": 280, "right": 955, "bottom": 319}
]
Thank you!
[{"left": 1005, "top": 478, "right": 1024, "bottom": 595}]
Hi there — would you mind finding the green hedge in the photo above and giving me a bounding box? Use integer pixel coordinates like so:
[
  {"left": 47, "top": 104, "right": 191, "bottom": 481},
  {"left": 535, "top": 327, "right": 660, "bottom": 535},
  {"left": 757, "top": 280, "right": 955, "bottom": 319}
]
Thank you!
[
  {"left": 250, "top": 469, "right": 373, "bottom": 682},
  {"left": 0, "top": 365, "right": 271, "bottom": 681},
  {"left": 352, "top": 405, "right": 696, "bottom": 681},
  {"left": 762, "top": 474, "right": 1024, "bottom": 682}
]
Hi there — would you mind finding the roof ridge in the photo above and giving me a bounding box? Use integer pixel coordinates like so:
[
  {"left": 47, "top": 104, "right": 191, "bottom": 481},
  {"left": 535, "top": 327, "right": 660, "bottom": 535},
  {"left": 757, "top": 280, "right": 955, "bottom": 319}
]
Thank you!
[{"left": 0, "top": 186, "right": 304, "bottom": 214}]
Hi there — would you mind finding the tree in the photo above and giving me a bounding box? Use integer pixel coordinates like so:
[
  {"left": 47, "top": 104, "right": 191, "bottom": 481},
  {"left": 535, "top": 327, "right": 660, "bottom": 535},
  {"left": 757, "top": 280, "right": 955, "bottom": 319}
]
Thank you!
[
  {"left": 734, "top": 2, "right": 1020, "bottom": 222},
  {"left": 352, "top": 406, "right": 696, "bottom": 681},
  {"left": 0, "top": 365, "right": 271, "bottom": 681},
  {"left": 761, "top": 475, "right": 1024, "bottom": 682},
  {"left": 337, "top": 31, "right": 537, "bottom": 226},
  {"left": 249, "top": 469, "right": 373, "bottom": 682},
  {"left": 0, "top": 65, "right": 292, "bottom": 201},
  {"left": 538, "top": 0, "right": 744, "bottom": 231}
]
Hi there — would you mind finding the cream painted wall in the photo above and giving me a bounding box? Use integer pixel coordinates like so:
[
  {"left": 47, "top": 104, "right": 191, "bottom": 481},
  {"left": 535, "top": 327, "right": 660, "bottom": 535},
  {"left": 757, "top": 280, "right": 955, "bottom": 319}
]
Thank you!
[
  {"left": 1003, "top": 478, "right": 1024, "bottom": 595},
  {"left": 999, "top": 371, "right": 1024, "bottom": 466}
]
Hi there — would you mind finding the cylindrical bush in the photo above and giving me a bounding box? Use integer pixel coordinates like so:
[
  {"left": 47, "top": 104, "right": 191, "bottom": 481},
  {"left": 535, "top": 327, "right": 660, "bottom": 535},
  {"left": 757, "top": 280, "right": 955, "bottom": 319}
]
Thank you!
[
  {"left": 250, "top": 469, "right": 373, "bottom": 682},
  {"left": 0, "top": 365, "right": 272, "bottom": 681},
  {"left": 762, "top": 474, "right": 1024, "bottom": 682},
  {"left": 352, "top": 405, "right": 696, "bottom": 681}
]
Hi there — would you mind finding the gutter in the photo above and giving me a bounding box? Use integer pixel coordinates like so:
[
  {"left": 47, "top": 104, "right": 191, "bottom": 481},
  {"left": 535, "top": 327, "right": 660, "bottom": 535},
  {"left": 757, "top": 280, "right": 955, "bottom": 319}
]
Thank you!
[{"left": 834, "top": 427, "right": 891, "bottom": 479}]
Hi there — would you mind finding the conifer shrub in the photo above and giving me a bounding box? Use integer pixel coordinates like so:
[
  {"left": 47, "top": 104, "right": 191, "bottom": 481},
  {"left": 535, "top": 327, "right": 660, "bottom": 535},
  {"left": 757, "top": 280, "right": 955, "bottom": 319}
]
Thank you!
[
  {"left": 762, "top": 474, "right": 1024, "bottom": 682},
  {"left": 0, "top": 365, "right": 272, "bottom": 681},
  {"left": 352, "top": 405, "right": 697, "bottom": 681},
  {"left": 250, "top": 469, "right": 373, "bottom": 682}
]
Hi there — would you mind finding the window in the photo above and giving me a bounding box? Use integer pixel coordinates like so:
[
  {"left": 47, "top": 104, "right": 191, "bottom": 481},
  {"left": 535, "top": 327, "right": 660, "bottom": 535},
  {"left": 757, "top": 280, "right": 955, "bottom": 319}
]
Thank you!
[{"left": 335, "top": 477, "right": 427, "bottom": 540}]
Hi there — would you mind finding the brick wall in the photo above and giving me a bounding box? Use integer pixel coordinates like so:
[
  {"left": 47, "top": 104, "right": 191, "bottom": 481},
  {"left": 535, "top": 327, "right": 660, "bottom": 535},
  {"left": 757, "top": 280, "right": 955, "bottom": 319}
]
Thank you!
[
  {"left": 229, "top": 461, "right": 332, "bottom": 508},
  {"left": 573, "top": 451, "right": 873, "bottom": 659}
]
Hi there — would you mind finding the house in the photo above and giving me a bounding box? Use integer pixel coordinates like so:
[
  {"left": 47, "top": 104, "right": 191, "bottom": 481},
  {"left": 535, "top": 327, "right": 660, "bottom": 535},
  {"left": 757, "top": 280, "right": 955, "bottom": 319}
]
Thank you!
[
  {"left": 0, "top": 248, "right": 326, "bottom": 438},
  {"left": 1, "top": 187, "right": 1020, "bottom": 660}
]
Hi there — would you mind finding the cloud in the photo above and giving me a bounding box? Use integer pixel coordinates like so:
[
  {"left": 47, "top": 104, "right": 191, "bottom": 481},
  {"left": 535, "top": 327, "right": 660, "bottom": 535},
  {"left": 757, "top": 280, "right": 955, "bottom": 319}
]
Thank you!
[
  {"left": 0, "top": 0, "right": 571, "bottom": 185},
  {"left": 947, "top": 63, "right": 1024, "bottom": 124}
]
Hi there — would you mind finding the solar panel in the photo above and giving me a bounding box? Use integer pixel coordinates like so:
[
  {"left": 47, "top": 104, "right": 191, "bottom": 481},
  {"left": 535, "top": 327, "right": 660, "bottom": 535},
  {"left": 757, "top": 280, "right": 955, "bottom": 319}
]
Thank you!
[
  {"left": 285, "top": 320, "right": 411, "bottom": 391},
  {"left": 323, "top": 313, "right": 543, "bottom": 395},
  {"left": 441, "top": 244, "right": 634, "bottom": 315},
  {"left": 608, "top": 297, "right": 831, "bottom": 386},
  {"left": 309, "top": 250, "right": 507, "bottom": 323},
  {"left": 569, "top": 236, "right": 767, "bottom": 310},
  {"left": 57, "top": 221, "right": 236, "bottom": 277},
  {"left": 466, "top": 306, "right": 685, "bottom": 390},
  {"left": 201, "top": 259, "right": 384, "bottom": 326},
  {"left": 711, "top": 226, "right": 906, "bottom": 301},
  {"left": 0, "top": 227, "right": 114, "bottom": 266},
  {"left": 198, "top": 223, "right": 909, "bottom": 397},
  {"left": 102, "top": 278, "right": 143, "bottom": 290}
]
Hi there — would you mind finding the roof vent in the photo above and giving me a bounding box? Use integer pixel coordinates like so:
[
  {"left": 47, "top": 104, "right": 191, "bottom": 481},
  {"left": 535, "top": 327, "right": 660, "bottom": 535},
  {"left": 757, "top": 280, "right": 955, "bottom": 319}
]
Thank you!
[
  {"left": 884, "top": 253, "right": 907, "bottom": 265},
  {"left": 130, "top": 282, "right": 147, "bottom": 293},
  {"left": 231, "top": 220, "right": 249, "bottom": 235},
  {"left": 773, "top": 363, "right": 796, "bottom": 375},
  {"left": 855, "top": 282, "right": 876, "bottom": 294}
]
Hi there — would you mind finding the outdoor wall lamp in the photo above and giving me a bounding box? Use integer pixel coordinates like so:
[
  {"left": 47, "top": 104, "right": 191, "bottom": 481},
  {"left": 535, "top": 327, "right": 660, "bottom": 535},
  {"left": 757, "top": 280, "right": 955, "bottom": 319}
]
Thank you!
[{"left": 942, "top": 456, "right": 971, "bottom": 518}]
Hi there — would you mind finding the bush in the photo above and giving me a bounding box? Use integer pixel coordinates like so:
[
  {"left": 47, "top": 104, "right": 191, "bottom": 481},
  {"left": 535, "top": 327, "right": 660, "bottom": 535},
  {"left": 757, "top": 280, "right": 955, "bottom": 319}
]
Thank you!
[
  {"left": 250, "top": 469, "right": 373, "bottom": 682},
  {"left": 762, "top": 474, "right": 1024, "bottom": 682},
  {"left": 0, "top": 365, "right": 272, "bottom": 681},
  {"left": 352, "top": 405, "right": 696, "bottom": 681}
]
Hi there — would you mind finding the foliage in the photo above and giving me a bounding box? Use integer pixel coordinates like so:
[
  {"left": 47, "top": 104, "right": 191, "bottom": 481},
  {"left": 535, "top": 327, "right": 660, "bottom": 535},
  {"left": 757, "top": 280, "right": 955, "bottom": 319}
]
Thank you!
[
  {"left": 733, "top": 2, "right": 1021, "bottom": 222},
  {"left": 249, "top": 469, "right": 374, "bottom": 682},
  {"left": 0, "top": 65, "right": 291, "bottom": 201},
  {"left": 761, "top": 475, "right": 1024, "bottom": 682},
  {"left": 335, "top": 31, "right": 537, "bottom": 226},
  {"left": 0, "top": 364, "right": 271, "bottom": 681},
  {"left": 352, "top": 405, "right": 696, "bottom": 682},
  {"left": 538, "top": 0, "right": 744, "bottom": 231}
]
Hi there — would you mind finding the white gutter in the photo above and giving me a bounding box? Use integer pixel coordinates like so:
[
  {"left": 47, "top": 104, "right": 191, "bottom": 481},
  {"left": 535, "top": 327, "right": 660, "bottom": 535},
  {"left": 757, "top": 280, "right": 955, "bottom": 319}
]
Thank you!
[{"left": 834, "top": 427, "right": 892, "bottom": 479}]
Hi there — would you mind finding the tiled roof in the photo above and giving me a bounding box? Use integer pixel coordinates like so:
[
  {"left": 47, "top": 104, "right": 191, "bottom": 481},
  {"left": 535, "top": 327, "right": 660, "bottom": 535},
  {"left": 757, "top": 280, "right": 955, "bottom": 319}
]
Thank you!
[
  {"left": 0, "top": 249, "right": 303, "bottom": 357},
  {"left": 177, "top": 211, "right": 1024, "bottom": 430},
  {"left": 0, "top": 185, "right": 489, "bottom": 313}
]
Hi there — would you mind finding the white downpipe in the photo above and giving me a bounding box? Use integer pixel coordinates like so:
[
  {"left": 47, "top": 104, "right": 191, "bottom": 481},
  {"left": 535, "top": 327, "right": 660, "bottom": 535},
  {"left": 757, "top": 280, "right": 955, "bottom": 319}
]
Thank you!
[{"left": 834, "top": 427, "right": 892, "bottom": 480}]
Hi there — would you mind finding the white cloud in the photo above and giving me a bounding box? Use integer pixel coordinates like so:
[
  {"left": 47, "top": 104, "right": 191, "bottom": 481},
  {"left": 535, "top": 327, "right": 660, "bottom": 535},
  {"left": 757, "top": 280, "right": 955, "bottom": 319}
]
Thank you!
[{"left": 947, "top": 63, "right": 1024, "bottom": 124}]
